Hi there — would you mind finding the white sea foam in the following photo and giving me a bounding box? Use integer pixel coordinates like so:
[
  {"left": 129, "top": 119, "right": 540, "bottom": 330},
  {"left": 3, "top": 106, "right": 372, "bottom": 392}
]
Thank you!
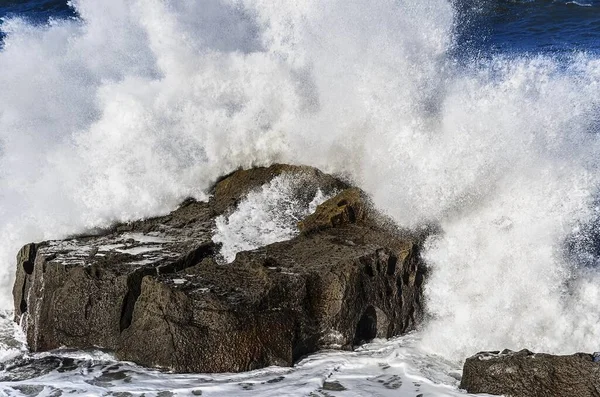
[
  {"left": 0, "top": 329, "right": 487, "bottom": 397},
  {"left": 0, "top": 0, "right": 599, "bottom": 380},
  {"left": 212, "top": 174, "right": 332, "bottom": 262},
  {"left": 566, "top": 1, "right": 593, "bottom": 7}
]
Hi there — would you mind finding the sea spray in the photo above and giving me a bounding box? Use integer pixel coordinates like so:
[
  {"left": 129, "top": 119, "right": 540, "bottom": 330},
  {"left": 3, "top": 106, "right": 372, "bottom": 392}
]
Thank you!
[
  {"left": 0, "top": 0, "right": 600, "bottom": 365},
  {"left": 213, "top": 174, "right": 333, "bottom": 263}
]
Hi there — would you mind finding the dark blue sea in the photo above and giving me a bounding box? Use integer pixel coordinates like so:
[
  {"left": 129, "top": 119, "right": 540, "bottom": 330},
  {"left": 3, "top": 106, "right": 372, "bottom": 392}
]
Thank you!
[
  {"left": 456, "top": 0, "right": 600, "bottom": 54},
  {"left": 0, "top": 0, "right": 73, "bottom": 29},
  {"left": 3, "top": 0, "right": 600, "bottom": 54}
]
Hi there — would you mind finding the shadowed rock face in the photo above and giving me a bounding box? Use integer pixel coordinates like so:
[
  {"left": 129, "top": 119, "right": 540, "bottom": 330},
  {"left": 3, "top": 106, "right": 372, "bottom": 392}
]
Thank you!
[
  {"left": 461, "top": 349, "right": 600, "bottom": 397},
  {"left": 12, "top": 164, "right": 426, "bottom": 373}
]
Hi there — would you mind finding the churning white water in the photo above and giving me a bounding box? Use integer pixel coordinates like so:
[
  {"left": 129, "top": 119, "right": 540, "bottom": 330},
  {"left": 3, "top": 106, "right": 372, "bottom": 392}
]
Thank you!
[
  {"left": 2, "top": 0, "right": 600, "bottom": 393},
  {"left": 0, "top": 330, "right": 474, "bottom": 397},
  {"left": 213, "top": 174, "right": 333, "bottom": 263}
]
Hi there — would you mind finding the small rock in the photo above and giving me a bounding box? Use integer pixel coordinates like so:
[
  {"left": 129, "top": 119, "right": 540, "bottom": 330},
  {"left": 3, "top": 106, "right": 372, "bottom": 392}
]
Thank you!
[
  {"left": 461, "top": 349, "right": 600, "bottom": 396},
  {"left": 322, "top": 381, "right": 347, "bottom": 391}
]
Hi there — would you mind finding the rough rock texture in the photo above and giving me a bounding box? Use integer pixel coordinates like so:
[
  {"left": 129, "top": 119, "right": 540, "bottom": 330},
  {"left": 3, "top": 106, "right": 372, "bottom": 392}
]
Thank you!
[
  {"left": 461, "top": 349, "right": 600, "bottom": 397},
  {"left": 13, "top": 164, "right": 426, "bottom": 373},
  {"left": 299, "top": 187, "right": 367, "bottom": 234}
]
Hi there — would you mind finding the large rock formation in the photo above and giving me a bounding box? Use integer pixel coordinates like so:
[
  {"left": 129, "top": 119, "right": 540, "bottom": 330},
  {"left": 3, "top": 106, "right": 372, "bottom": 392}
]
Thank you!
[
  {"left": 12, "top": 164, "right": 426, "bottom": 373},
  {"left": 461, "top": 349, "right": 600, "bottom": 397}
]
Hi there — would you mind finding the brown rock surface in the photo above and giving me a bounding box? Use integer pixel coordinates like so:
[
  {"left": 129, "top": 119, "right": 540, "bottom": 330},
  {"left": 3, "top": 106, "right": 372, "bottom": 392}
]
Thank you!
[
  {"left": 13, "top": 164, "right": 426, "bottom": 373},
  {"left": 461, "top": 349, "right": 600, "bottom": 397}
]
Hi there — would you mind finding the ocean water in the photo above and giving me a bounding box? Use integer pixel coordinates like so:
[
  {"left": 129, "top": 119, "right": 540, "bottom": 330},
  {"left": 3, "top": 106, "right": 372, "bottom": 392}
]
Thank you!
[
  {"left": 2, "top": 0, "right": 600, "bottom": 396},
  {"left": 456, "top": 0, "right": 600, "bottom": 54}
]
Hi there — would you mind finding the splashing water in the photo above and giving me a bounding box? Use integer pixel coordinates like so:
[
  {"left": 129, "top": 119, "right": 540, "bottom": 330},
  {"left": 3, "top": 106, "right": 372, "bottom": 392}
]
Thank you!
[
  {"left": 213, "top": 174, "right": 333, "bottom": 263},
  {"left": 0, "top": 333, "right": 473, "bottom": 397},
  {"left": 1, "top": 0, "right": 600, "bottom": 383}
]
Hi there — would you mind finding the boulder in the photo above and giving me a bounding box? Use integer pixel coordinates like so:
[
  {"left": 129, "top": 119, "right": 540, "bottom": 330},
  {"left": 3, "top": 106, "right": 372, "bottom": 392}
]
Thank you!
[
  {"left": 13, "top": 164, "right": 426, "bottom": 373},
  {"left": 460, "top": 349, "right": 600, "bottom": 397}
]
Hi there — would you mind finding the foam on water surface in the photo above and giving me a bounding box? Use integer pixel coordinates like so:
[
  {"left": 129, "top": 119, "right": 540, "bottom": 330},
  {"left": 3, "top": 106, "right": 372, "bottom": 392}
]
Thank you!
[{"left": 0, "top": 328, "right": 489, "bottom": 397}]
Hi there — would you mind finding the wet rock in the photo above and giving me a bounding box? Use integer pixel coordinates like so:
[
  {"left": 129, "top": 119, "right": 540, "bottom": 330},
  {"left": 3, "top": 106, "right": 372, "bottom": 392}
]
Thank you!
[
  {"left": 0, "top": 355, "right": 86, "bottom": 381},
  {"left": 298, "top": 188, "right": 367, "bottom": 234},
  {"left": 460, "top": 349, "right": 600, "bottom": 397},
  {"left": 13, "top": 165, "right": 426, "bottom": 373},
  {"left": 321, "top": 381, "right": 347, "bottom": 391},
  {"left": 11, "top": 384, "right": 46, "bottom": 396},
  {"left": 13, "top": 242, "right": 37, "bottom": 322},
  {"left": 265, "top": 376, "right": 285, "bottom": 384}
]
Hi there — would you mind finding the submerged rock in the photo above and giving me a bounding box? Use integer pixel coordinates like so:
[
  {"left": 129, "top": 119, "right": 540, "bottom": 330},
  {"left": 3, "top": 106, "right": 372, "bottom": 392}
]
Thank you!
[
  {"left": 460, "top": 349, "right": 600, "bottom": 397},
  {"left": 12, "top": 164, "right": 426, "bottom": 373}
]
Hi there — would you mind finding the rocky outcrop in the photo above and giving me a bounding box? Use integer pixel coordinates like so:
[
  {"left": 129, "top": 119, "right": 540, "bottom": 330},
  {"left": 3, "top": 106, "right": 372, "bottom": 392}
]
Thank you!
[
  {"left": 461, "top": 349, "right": 600, "bottom": 397},
  {"left": 13, "top": 164, "right": 426, "bottom": 373}
]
